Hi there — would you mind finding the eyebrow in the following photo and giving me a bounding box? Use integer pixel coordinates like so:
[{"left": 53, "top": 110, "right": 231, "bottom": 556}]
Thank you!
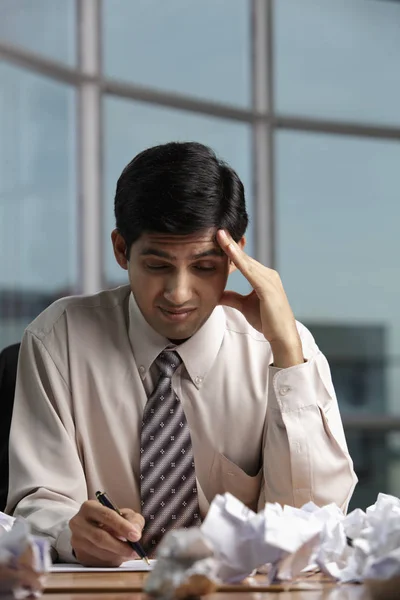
[{"left": 140, "top": 248, "right": 225, "bottom": 260}]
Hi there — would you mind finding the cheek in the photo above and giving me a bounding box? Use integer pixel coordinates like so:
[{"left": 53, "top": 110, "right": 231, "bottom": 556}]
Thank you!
[
  {"left": 201, "top": 273, "right": 228, "bottom": 302},
  {"left": 128, "top": 269, "right": 161, "bottom": 301}
]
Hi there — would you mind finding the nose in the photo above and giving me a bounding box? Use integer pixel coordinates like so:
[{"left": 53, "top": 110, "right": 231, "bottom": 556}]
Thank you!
[{"left": 163, "top": 271, "right": 192, "bottom": 306}]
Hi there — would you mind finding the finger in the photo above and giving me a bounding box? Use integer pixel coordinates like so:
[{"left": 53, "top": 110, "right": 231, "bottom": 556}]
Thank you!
[
  {"left": 120, "top": 509, "right": 145, "bottom": 539},
  {"left": 72, "top": 534, "right": 137, "bottom": 567},
  {"left": 70, "top": 513, "right": 138, "bottom": 557},
  {"left": 217, "top": 230, "right": 263, "bottom": 288},
  {"left": 80, "top": 501, "right": 140, "bottom": 542},
  {"left": 216, "top": 229, "right": 244, "bottom": 264},
  {"left": 218, "top": 291, "right": 246, "bottom": 312},
  {"left": 71, "top": 523, "right": 137, "bottom": 561}
]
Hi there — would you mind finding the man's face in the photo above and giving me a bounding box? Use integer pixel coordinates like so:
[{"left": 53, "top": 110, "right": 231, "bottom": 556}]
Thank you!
[{"left": 113, "top": 228, "right": 242, "bottom": 342}]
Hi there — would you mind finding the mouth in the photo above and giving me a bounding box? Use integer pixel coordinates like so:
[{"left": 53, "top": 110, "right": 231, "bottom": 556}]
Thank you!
[{"left": 158, "top": 307, "right": 197, "bottom": 322}]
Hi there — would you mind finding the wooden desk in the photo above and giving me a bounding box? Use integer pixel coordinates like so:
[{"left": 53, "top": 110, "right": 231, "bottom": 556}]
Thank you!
[
  {"left": 43, "top": 594, "right": 368, "bottom": 600},
  {"left": 44, "top": 571, "right": 373, "bottom": 599}
]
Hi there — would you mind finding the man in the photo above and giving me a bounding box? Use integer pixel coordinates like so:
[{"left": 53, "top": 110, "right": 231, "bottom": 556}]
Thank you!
[{"left": 7, "top": 142, "right": 357, "bottom": 567}]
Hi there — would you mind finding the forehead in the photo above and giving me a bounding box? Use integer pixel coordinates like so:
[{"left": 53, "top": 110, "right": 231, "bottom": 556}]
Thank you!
[{"left": 133, "top": 228, "right": 223, "bottom": 257}]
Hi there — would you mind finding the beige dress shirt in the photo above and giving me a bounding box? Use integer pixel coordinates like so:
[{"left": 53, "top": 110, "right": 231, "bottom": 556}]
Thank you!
[{"left": 6, "top": 285, "right": 357, "bottom": 562}]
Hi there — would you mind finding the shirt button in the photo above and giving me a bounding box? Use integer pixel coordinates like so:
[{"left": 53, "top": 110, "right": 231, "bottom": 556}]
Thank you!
[
  {"left": 279, "top": 386, "right": 291, "bottom": 396},
  {"left": 139, "top": 366, "right": 145, "bottom": 374},
  {"left": 195, "top": 376, "right": 203, "bottom": 385}
]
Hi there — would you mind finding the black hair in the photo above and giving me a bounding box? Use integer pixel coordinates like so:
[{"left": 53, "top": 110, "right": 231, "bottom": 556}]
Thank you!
[{"left": 114, "top": 141, "right": 248, "bottom": 254}]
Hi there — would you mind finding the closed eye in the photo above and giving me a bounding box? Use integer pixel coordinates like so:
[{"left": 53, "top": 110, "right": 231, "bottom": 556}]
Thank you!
[
  {"left": 145, "top": 264, "right": 170, "bottom": 271},
  {"left": 193, "top": 265, "right": 216, "bottom": 272},
  {"left": 144, "top": 263, "right": 218, "bottom": 272}
]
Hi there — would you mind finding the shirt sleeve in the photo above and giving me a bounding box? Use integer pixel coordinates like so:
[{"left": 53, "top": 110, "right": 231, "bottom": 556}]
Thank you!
[
  {"left": 263, "top": 324, "right": 358, "bottom": 512},
  {"left": 6, "top": 330, "right": 85, "bottom": 562}
]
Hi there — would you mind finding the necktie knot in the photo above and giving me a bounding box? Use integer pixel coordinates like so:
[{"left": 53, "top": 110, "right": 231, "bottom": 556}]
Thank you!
[{"left": 155, "top": 350, "right": 182, "bottom": 378}]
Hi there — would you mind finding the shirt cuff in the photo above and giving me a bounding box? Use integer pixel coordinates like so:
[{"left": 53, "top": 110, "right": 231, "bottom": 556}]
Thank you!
[
  {"left": 268, "top": 358, "right": 319, "bottom": 413},
  {"left": 55, "top": 525, "right": 78, "bottom": 563}
]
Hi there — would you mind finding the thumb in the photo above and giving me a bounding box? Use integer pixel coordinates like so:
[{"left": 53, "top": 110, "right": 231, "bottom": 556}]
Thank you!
[{"left": 218, "top": 290, "right": 245, "bottom": 312}]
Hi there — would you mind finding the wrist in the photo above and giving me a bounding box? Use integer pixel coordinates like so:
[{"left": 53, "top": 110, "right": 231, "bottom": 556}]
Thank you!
[{"left": 270, "top": 336, "right": 304, "bottom": 369}]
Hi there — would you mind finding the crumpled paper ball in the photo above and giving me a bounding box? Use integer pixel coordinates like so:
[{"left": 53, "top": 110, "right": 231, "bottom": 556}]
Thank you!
[
  {"left": 0, "top": 517, "right": 50, "bottom": 598},
  {"left": 144, "top": 528, "right": 219, "bottom": 599}
]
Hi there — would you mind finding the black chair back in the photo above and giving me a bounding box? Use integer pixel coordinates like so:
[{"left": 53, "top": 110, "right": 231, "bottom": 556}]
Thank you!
[{"left": 0, "top": 343, "right": 20, "bottom": 511}]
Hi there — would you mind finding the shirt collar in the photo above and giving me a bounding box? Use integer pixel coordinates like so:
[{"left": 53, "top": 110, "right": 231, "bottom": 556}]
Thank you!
[{"left": 128, "top": 293, "right": 226, "bottom": 389}]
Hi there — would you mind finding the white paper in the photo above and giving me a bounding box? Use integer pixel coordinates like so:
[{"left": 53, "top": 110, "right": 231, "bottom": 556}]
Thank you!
[
  {"left": 199, "top": 493, "right": 344, "bottom": 584},
  {"left": 320, "top": 493, "right": 400, "bottom": 582},
  {"left": 201, "top": 493, "right": 268, "bottom": 582},
  {"left": 199, "top": 492, "right": 400, "bottom": 584},
  {"left": 254, "top": 491, "right": 400, "bottom": 584},
  {"left": 51, "top": 559, "right": 156, "bottom": 572}
]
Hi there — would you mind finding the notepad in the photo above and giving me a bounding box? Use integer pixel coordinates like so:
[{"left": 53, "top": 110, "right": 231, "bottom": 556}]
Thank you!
[{"left": 51, "top": 559, "right": 155, "bottom": 572}]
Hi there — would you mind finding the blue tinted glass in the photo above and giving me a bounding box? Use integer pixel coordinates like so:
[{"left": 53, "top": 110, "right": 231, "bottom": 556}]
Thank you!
[
  {"left": 276, "top": 130, "right": 400, "bottom": 419},
  {"left": 104, "top": 97, "right": 253, "bottom": 294},
  {"left": 103, "top": 0, "right": 251, "bottom": 107},
  {"left": 274, "top": 0, "right": 400, "bottom": 125},
  {"left": 347, "top": 431, "right": 400, "bottom": 511},
  {"left": 0, "top": 0, "right": 76, "bottom": 65},
  {"left": 0, "top": 64, "right": 78, "bottom": 347}
]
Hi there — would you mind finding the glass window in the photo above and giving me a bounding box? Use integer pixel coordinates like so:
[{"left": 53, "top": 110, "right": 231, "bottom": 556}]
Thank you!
[
  {"left": 347, "top": 430, "right": 400, "bottom": 511},
  {"left": 0, "top": 64, "right": 78, "bottom": 348},
  {"left": 103, "top": 0, "right": 251, "bottom": 107},
  {"left": 103, "top": 97, "right": 253, "bottom": 293},
  {"left": 274, "top": 0, "right": 400, "bottom": 125},
  {"left": 275, "top": 129, "right": 400, "bottom": 411},
  {"left": 275, "top": 129, "right": 400, "bottom": 503},
  {"left": 0, "top": 0, "right": 76, "bottom": 65}
]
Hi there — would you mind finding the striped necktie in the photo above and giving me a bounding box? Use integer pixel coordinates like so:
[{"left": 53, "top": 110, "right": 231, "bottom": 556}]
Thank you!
[{"left": 140, "top": 350, "right": 201, "bottom": 552}]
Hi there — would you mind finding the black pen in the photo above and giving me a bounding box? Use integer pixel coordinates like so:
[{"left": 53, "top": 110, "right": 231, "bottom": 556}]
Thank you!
[{"left": 95, "top": 491, "right": 150, "bottom": 566}]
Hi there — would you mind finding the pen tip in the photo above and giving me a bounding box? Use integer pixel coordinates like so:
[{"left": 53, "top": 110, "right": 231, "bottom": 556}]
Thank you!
[{"left": 145, "top": 557, "right": 151, "bottom": 566}]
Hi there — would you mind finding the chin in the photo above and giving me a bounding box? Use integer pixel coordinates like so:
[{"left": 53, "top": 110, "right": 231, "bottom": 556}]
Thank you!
[
  {"left": 149, "top": 310, "right": 214, "bottom": 341},
  {"left": 163, "top": 326, "right": 198, "bottom": 341},
  {"left": 152, "top": 320, "right": 199, "bottom": 341}
]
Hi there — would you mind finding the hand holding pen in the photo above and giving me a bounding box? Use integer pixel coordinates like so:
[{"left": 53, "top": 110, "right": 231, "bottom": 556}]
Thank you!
[
  {"left": 96, "top": 491, "right": 149, "bottom": 565},
  {"left": 69, "top": 495, "right": 147, "bottom": 567}
]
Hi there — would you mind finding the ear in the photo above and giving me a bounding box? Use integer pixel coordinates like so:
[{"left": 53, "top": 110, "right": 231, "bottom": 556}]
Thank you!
[
  {"left": 228, "top": 236, "right": 246, "bottom": 274},
  {"left": 111, "top": 229, "right": 129, "bottom": 270}
]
